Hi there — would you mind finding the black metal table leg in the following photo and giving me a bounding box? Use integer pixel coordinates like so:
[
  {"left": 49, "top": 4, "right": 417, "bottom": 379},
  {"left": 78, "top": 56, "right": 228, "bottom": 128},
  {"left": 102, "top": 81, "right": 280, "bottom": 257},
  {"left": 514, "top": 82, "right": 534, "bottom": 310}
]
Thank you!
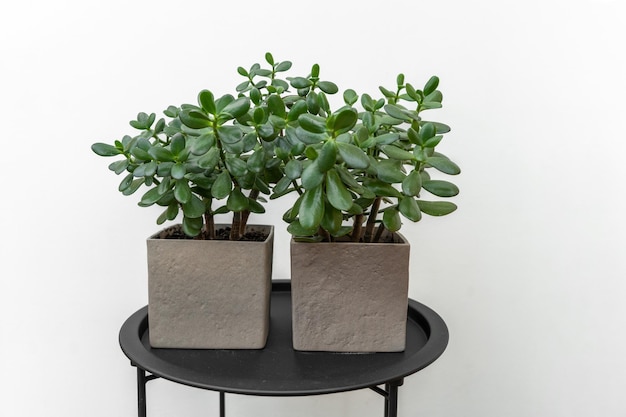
[
  {"left": 220, "top": 391, "right": 225, "bottom": 417},
  {"left": 386, "top": 379, "right": 404, "bottom": 417},
  {"left": 137, "top": 367, "right": 147, "bottom": 417}
]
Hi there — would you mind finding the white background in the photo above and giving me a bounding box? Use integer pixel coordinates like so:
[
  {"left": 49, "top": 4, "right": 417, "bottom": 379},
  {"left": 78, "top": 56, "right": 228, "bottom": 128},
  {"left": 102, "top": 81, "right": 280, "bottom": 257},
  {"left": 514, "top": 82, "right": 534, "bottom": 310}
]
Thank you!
[{"left": 1, "top": 0, "right": 625, "bottom": 416}]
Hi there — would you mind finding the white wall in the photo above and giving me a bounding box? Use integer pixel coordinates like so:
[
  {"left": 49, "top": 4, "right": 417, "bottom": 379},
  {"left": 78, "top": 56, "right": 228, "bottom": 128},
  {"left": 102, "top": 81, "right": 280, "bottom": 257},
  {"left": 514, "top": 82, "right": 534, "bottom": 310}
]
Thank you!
[{"left": 1, "top": 0, "right": 625, "bottom": 416}]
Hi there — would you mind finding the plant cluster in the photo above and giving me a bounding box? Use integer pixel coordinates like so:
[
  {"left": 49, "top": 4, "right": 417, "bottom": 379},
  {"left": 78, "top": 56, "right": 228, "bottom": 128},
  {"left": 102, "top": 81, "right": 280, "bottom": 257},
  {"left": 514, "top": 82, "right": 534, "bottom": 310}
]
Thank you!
[{"left": 92, "top": 53, "right": 460, "bottom": 242}]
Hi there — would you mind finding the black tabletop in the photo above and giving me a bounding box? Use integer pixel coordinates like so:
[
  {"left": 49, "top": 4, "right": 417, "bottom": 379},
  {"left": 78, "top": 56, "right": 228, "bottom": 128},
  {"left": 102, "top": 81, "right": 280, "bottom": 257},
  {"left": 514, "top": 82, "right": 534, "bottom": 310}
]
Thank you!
[{"left": 119, "top": 280, "right": 449, "bottom": 396}]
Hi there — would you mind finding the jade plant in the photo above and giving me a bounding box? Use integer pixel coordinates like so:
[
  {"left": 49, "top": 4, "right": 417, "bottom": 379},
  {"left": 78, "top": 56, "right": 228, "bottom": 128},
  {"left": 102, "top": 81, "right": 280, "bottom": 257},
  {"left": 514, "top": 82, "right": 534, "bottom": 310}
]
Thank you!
[
  {"left": 269, "top": 68, "right": 461, "bottom": 242},
  {"left": 91, "top": 53, "right": 460, "bottom": 242},
  {"left": 91, "top": 53, "right": 298, "bottom": 240}
]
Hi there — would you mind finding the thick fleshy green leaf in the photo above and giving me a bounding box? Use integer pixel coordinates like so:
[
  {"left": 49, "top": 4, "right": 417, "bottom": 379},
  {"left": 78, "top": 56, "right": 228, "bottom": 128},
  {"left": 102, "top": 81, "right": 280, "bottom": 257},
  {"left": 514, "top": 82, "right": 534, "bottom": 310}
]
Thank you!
[
  {"left": 299, "top": 184, "right": 324, "bottom": 230},
  {"left": 382, "top": 208, "right": 402, "bottom": 232},
  {"left": 212, "top": 205, "right": 229, "bottom": 215},
  {"left": 179, "top": 109, "right": 212, "bottom": 129},
  {"left": 418, "top": 123, "right": 436, "bottom": 141},
  {"left": 174, "top": 180, "right": 192, "bottom": 204},
  {"left": 365, "top": 179, "right": 402, "bottom": 197},
  {"left": 212, "top": 171, "right": 232, "bottom": 199},
  {"left": 122, "top": 178, "right": 144, "bottom": 196},
  {"left": 182, "top": 194, "right": 206, "bottom": 218},
  {"left": 301, "top": 161, "right": 324, "bottom": 189},
  {"left": 148, "top": 146, "right": 175, "bottom": 162},
  {"left": 427, "top": 156, "right": 461, "bottom": 175},
  {"left": 256, "top": 123, "right": 275, "bottom": 140},
  {"left": 215, "top": 94, "right": 235, "bottom": 113},
  {"left": 285, "top": 159, "right": 303, "bottom": 180},
  {"left": 318, "top": 80, "right": 339, "bottom": 94},
  {"left": 335, "top": 165, "right": 363, "bottom": 193},
  {"left": 226, "top": 187, "right": 249, "bottom": 212},
  {"left": 225, "top": 157, "right": 248, "bottom": 177},
  {"left": 275, "top": 60, "right": 292, "bottom": 72},
  {"left": 381, "top": 144, "right": 415, "bottom": 161},
  {"left": 306, "top": 91, "right": 320, "bottom": 114},
  {"left": 330, "top": 108, "right": 357, "bottom": 134},
  {"left": 343, "top": 89, "right": 358, "bottom": 105},
  {"left": 425, "top": 90, "right": 443, "bottom": 104},
  {"left": 287, "top": 100, "right": 308, "bottom": 122},
  {"left": 423, "top": 135, "right": 443, "bottom": 148},
  {"left": 170, "top": 134, "right": 186, "bottom": 156},
  {"left": 402, "top": 170, "right": 422, "bottom": 196},
  {"left": 246, "top": 148, "right": 266, "bottom": 174},
  {"left": 217, "top": 125, "right": 244, "bottom": 144},
  {"left": 317, "top": 140, "right": 337, "bottom": 172},
  {"left": 399, "top": 197, "right": 422, "bottom": 222},
  {"left": 407, "top": 128, "right": 421, "bottom": 145},
  {"left": 321, "top": 203, "right": 343, "bottom": 234},
  {"left": 267, "top": 94, "right": 286, "bottom": 118},
  {"left": 171, "top": 163, "right": 186, "bottom": 180},
  {"left": 157, "top": 177, "right": 171, "bottom": 195},
  {"left": 255, "top": 177, "right": 271, "bottom": 195},
  {"left": 166, "top": 203, "right": 179, "bottom": 220},
  {"left": 336, "top": 142, "right": 369, "bottom": 169},
  {"left": 294, "top": 127, "right": 326, "bottom": 145},
  {"left": 376, "top": 160, "right": 406, "bottom": 183},
  {"left": 132, "top": 163, "right": 148, "bottom": 178},
  {"left": 182, "top": 216, "right": 203, "bottom": 237},
  {"left": 143, "top": 161, "right": 157, "bottom": 177},
  {"left": 423, "top": 76, "right": 440, "bottom": 96},
  {"left": 325, "top": 169, "right": 353, "bottom": 211},
  {"left": 108, "top": 159, "right": 129, "bottom": 174},
  {"left": 272, "top": 176, "right": 292, "bottom": 197},
  {"left": 384, "top": 104, "right": 411, "bottom": 122},
  {"left": 290, "top": 77, "right": 312, "bottom": 89},
  {"left": 156, "top": 208, "right": 169, "bottom": 225},
  {"left": 197, "top": 147, "right": 220, "bottom": 169},
  {"left": 190, "top": 133, "right": 215, "bottom": 155},
  {"left": 91, "top": 142, "right": 122, "bottom": 156},
  {"left": 198, "top": 90, "right": 216, "bottom": 114},
  {"left": 287, "top": 220, "right": 317, "bottom": 237},
  {"left": 118, "top": 173, "right": 134, "bottom": 192},
  {"left": 130, "top": 147, "right": 151, "bottom": 161},
  {"left": 375, "top": 133, "right": 400, "bottom": 145},
  {"left": 248, "top": 198, "right": 265, "bottom": 214},
  {"left": 422, "top": 180, "right": 459, "bottom": 197},
  {"left": 298, "top": 114, "right": 327, "bottom": 134},
  {"left": 253, "top": 107, "right": 265, "bottom": 125},
  {"left": 429, "top": 121, "right": 451, "bottom": 134},
  {"left": 220, "top": 97, "right": 250, "bottom": 119},
  {"left": 140, "top": 187, "right": 163, "bottom": 206},
  {"left": 416, "top": 200, "right": 458, "bottom": 216},
  {"left": 379, "top": 86, "right": 395, "bottom": 99}
]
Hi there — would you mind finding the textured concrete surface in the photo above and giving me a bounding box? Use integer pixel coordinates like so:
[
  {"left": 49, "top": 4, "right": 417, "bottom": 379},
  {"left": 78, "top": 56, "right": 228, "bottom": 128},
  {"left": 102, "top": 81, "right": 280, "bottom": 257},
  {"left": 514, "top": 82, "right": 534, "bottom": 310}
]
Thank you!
[
  {"left": 290, "top": 234, "right": 410, "bottom": 352},
  {"left": 147, "top": 225, "right": 273, "bottom": 349}
]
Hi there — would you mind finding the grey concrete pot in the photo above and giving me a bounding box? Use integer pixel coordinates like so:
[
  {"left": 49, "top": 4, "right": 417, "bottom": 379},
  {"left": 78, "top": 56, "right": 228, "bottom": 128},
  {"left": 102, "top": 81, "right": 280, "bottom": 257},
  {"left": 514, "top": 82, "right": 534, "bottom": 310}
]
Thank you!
[
  {"left": 147, "top": 224, "right": 273, "bottom": 349},
  {"left": 290, "top": 233, "right": 410, "bottom": 353}
]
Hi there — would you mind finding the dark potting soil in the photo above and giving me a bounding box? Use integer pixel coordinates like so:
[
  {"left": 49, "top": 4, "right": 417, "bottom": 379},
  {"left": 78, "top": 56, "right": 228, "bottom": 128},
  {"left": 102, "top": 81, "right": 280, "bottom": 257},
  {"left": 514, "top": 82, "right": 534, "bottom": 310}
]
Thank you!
[{"left": 156, "top": 224, "right": 268, "bottom": 242}]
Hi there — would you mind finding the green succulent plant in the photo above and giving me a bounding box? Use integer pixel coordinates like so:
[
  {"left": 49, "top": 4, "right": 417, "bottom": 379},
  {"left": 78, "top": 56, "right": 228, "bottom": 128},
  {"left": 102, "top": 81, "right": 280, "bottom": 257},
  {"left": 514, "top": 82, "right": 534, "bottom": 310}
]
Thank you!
[
  {"left": 91, "top": 53, "right": 460, "bottom": 242},
  {"left": 269, "top": 67, "right": 461, "bottom": 242},
  {"left": 91, "top": 53, "right": 296, "bottom": 240}
]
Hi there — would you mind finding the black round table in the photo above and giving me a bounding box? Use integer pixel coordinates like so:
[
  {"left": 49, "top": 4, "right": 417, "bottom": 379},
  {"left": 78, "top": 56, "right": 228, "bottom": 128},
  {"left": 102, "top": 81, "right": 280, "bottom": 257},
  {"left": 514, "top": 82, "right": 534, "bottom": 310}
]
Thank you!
[{"left": 119, "top": 280, "right": 449, "bottom": 417}]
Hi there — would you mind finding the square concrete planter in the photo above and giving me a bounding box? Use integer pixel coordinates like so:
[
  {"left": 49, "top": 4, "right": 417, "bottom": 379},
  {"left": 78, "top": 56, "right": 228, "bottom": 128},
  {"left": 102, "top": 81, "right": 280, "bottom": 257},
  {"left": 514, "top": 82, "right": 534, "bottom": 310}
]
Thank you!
[
  {"left": 147, "top": 224, "right": 273, "bottom": 349},
  {"left": 290, "top": 232, "right": 410, "bottom": 353}
]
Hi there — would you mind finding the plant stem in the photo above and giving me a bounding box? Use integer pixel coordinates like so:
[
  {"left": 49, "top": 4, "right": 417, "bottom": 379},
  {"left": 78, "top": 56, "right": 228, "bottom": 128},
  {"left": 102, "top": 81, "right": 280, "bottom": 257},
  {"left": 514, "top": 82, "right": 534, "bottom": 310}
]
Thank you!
[
  {"left": 230, "top": 212, "right": 242, "bottom": 240},
  {"left": 203, "top": 212, "right": 215, "bottom": 240},
  {"left": 351, "top": 213, "right": 364, "bottom": 242},
  {"left": 364, "top": 197, "right": 381, "bottom": 242},
  {"left": 373, "top": 223, "right": 386, "bottom": 243},
  {"left": 240, "top": 189, "right": 259, "bottom": 235}
]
